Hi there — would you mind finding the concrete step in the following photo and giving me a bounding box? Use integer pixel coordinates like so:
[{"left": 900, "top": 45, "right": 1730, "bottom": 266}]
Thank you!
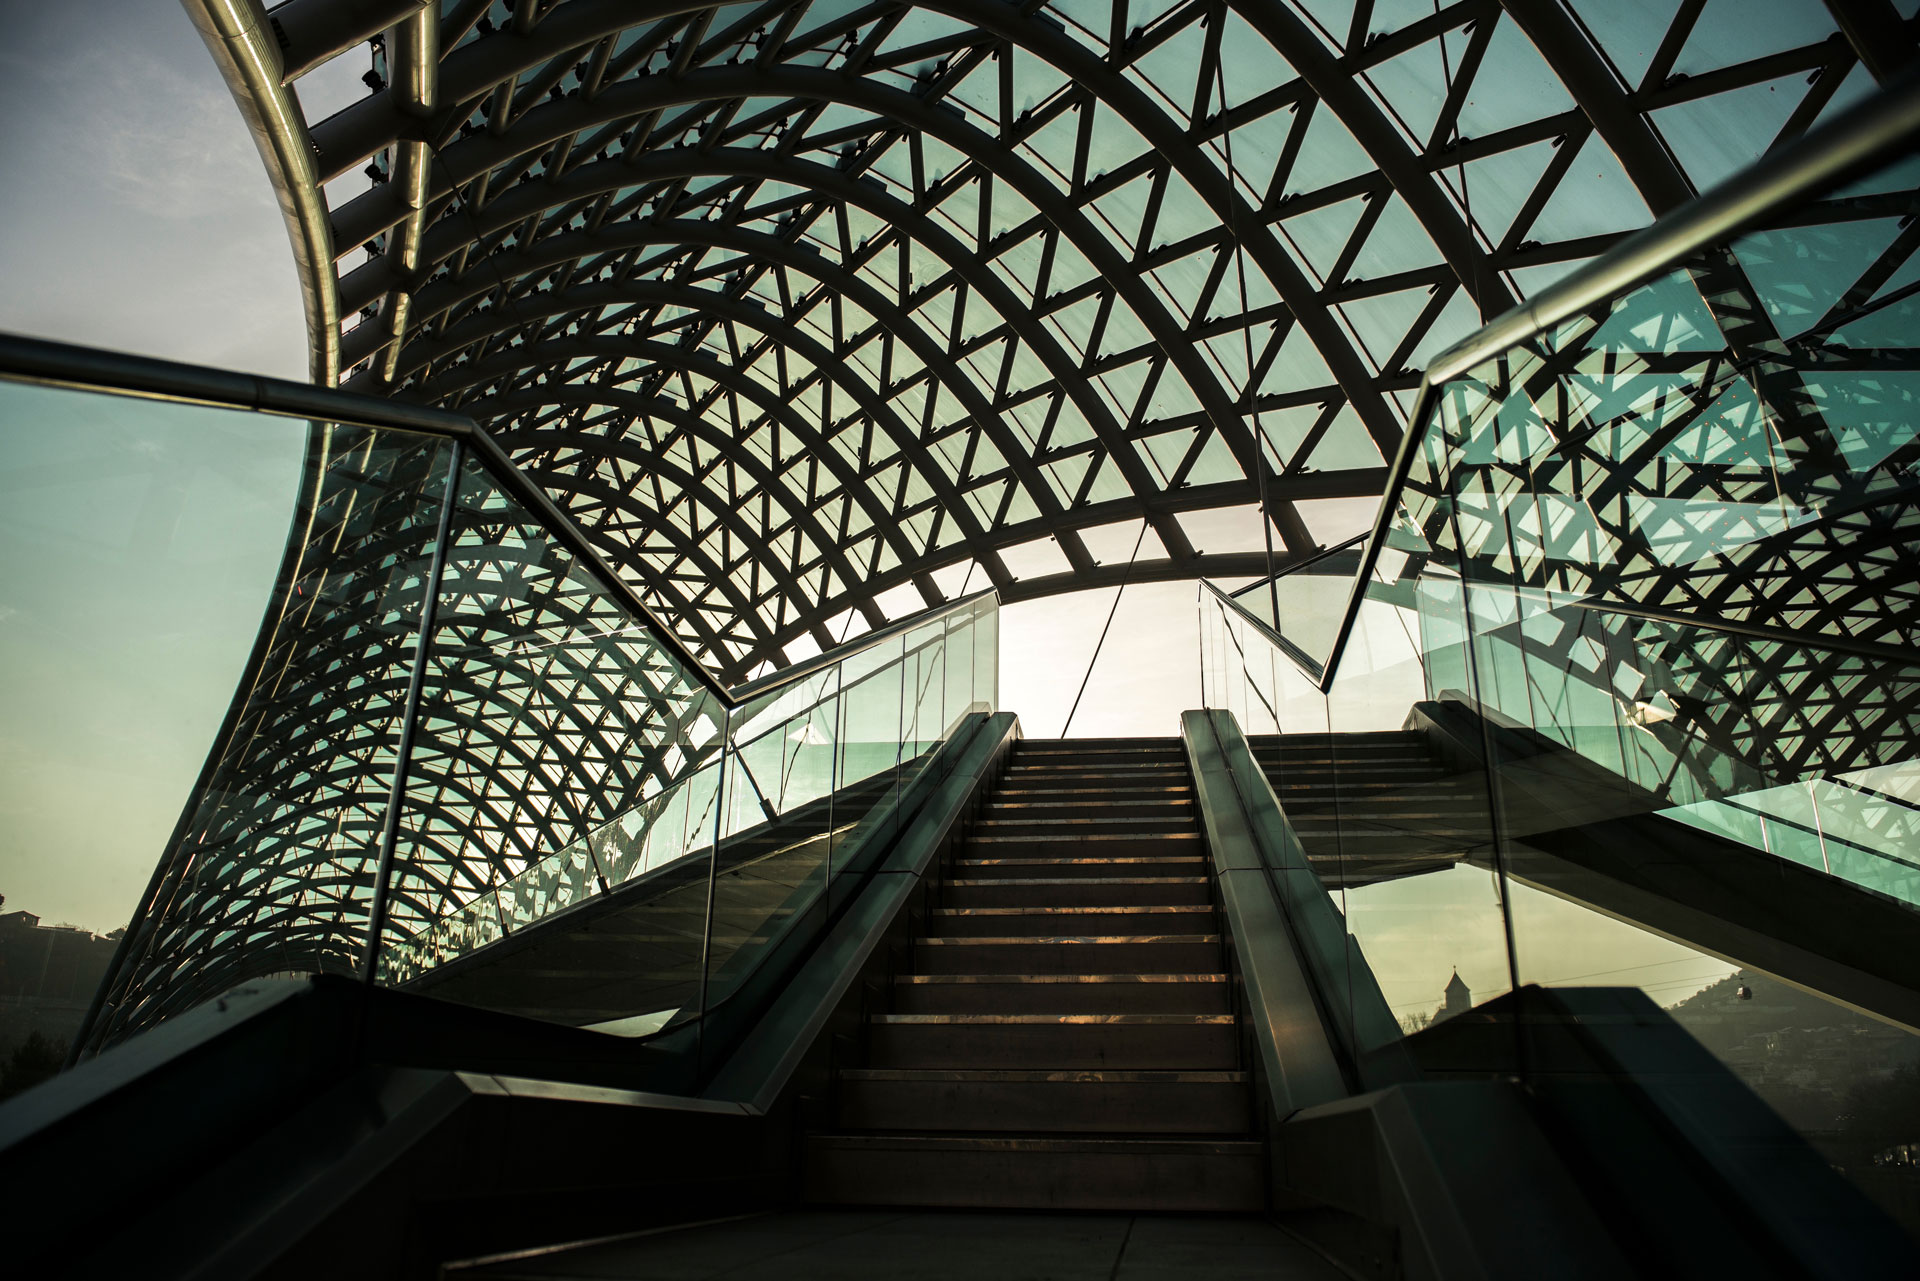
[
  {"left": 943, "top": 876, "right": 1211, "bottom": 909},
  {"left": 1016, "top": 737, "right": 1182, "bottom": 749},
  {"left": 998, "top": 771, "right": 1191, "bottom": 788},
  {"left": 972, "top": 816, "right": 1198, "bottom": 839},
  {"left": 913, "top": 935, "right": 1223, "bottom": 975},
  {"left": 1012, "top": 745, "right": 1184, "bottom": 762},
  {"left": 867, "top": 1013, "right": 1237, "bottom": 1070},
  {"left": 1287, "top": 821, "right": 1493, "bottom": 841},
  {"left": 1005, "top": 758, "right": 1188, "bottom": 773},
  {"left": 1279, "top": 796, "right": 1488, "bottom": 812},
  {"left": 1288, "top": 834, "right": 1483, "bottom": 857},
  {"left": 952, "top": 855, "right": 1208, "bottom": 880},
  {"left": 965, "top": 833, "right": 1202, "bottom": 858},
  {"left": 982, "top": 798, "right": 1195, "bottom": 820},
  {"left": 990, "top": 786, "right": 1193, "bottom": 806},
  {"left": 927, "top": 905, "right": 1216, "bottom": 938},
  {"left": 1270, "top": 780, "right": 1469, "bottom": 796},
  {"left": 892, "top": 973, "right": 1232, "bottom": 1015},
  {"left": 835, "top": 1068, "right": 1252, "bottom": 1133},
  {"left": 1253, "top": 748, "right": 1436, "bottom": 762},
  {"left": 804, "top": 1133, "right": 1266, "bottom": 1211},
  {"left": 1248, "top": 731, "right": 1423, "bottom": 745},
  {"left": 1259, "top": 766, "right": 1450, "bottom": 783}
]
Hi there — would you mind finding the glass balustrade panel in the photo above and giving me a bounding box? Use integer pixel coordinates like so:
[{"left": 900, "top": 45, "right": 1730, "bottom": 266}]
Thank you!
[{"left": 373, "top": 450, "right": 724, "bottom": 1039}]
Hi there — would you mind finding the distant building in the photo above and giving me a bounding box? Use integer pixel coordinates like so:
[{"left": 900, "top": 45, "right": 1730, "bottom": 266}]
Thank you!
[
  {"left": 0, "top": 910, "right": 119, "bottom": 1057},
  {"left": 1437, "top": 971, "right": 1472, "bottom": 1023}
]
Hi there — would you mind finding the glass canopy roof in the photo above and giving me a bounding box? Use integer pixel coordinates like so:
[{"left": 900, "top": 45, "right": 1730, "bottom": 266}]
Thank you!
[{"left": 237, "top": 0, "right": 1902, "bottom": 681}]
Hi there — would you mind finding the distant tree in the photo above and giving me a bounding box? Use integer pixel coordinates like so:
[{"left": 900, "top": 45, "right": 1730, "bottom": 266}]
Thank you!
[
  {"left": 0, "top": 1031, "right": 66, "bottom": 1101},
  {"left": 1400, "top": 1008, "right": 1435, "bottom": 1035}
]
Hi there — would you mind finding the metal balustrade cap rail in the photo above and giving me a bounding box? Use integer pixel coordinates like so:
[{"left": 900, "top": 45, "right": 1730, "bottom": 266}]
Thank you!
[
  {"left": 1223, "top": 68, "right": 1920, "bottom": 694},
  {"left": 0, "top": 330, "right": 998, "bottom": 709}
]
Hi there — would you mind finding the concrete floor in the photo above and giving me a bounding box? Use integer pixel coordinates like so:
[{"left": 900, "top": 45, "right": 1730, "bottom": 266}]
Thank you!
[{"left": 453, "top": 1209, "right": 1349, "bottom": 1280}]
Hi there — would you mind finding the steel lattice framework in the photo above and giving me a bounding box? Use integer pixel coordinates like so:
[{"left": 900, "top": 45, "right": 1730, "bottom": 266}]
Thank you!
[{"left": 194, "top": 0, "right": 1913, "bottom": 682}]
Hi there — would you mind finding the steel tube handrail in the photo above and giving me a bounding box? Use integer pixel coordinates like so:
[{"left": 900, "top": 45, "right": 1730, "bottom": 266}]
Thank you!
[
  {"left": 0, "top": 330, "right": 995, "bottom": 710},
  {"left": 1225, "top": 530, "right": 1368, "bottom": 602}
]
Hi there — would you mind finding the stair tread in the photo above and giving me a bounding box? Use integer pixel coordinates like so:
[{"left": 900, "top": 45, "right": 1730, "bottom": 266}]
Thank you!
[
  {"left": 916, "top": 934, "right": 1221, "bottom": 944},
  {"left": 968, "top": 833, "right": 1201, "bottom": 843},
  {"left": 840, "top": 1068, "right": 1247, "bottom": 1082},
  {"left": 976, "top": 818, "right": 1196, "bottom": 827},
  {"left": 931, "top": 905, "right": 1213, "bottom": 916},
  {"left": 810, "top": 1134, "right": 1262, "bottom": 1154},
  {"left": 898, "top": 973, "right": 1228, "bottom": 983},
  {"left": 946, "top": 877, "right": 1208, "bottom": 887},
  {"left": 873, "top": 1013, "right": 1234, "bottom": 1025},
  {"left": 952, "top": 860, "right": 1205, "bottom": 871}
]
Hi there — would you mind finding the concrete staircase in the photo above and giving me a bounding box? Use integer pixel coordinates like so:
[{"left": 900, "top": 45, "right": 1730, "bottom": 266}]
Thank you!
[{"left": 805, "top": 738, "right": 1264, "bottom": 1211}]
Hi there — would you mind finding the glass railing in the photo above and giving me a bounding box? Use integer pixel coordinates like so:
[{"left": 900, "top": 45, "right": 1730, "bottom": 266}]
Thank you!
[
  {"left": 1201, "top": 75, "right": 1920, "bottom": 1223},
  {"left": 380, "top": 586, "right": 996, "bottom": 1048},
  {"left": 1222, "top": 534, "right": 1368, "bottom": 683},
  {"left": 0, "top": 335, "right": 996, "bottom": 1090}
]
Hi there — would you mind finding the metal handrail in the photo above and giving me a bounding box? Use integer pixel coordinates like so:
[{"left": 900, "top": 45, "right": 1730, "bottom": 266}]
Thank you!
[
  {"left": 0, "top": 330, "right": 995, "bottom": 710},
  {"left": 1225, "top": 530, "right": 1367, "bottom": 601},
  {"left": 1256, "top": 69, "right": 1920, "bottom": 693},
  {"left": 1201, "top": 578, "right": 1329, "bottom": 685}
]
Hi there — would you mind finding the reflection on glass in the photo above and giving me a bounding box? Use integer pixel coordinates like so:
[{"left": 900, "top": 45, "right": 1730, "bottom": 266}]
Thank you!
[
  {"left": 1202, "top": 138, "right": 1920, "bottom": 1228},
  {"left": 0, "top": 382, "right": 307, "bottom": 1077},
  {"left": 26, "top": 370, "right": 1003, "bottom": 1061},
  {"left": 87, "top": 420, "right": 457, "bottom": 1046}
]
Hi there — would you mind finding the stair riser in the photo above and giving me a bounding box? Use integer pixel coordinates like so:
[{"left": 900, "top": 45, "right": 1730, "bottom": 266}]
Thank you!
[
  {"left": 1006, "top": 760, "right": 1182, "bottom": 772},
  {"left": 967, "top": 836, "right": 1202, "bottom": 858},
  {"left": 1010, "top": 751, "right": 1186, "bottom": 764},
  {"left": 996, "top": 779, "right": 1191, "bottom": 795},
  {"left": 1256, "top": 756, "right": 1433, "bottom": 767},
  {"left": 942, "top": 880, "right": 1211, "bottom": 908},
  {"left": 1292, "top": 837, "right": 1486, "bottom": 857},
  {"left": 972, "top": 820, "right": 1198, "bottom": 839},
  {"left": 952, "top": 858, "right": 1207, "bottom": 881},
  {"left": 990, "top": 795, "right": 1182, "bottom": 818},
  {"left": 928, "top": 908, "right": 1215, "bottom": 938},
  {"left": 982, "top": 801, "right": 1196, "bottom": 821},
  {"left": 892, "top": 979, "right": 1231, "bottom": 1015},
  {"left": 1282, "top": 808, "right": 1491, "bottom": 822},
  {"left": 1267, "top": 777, "right": 1452, "bottom": 792},
  {"left": 1276, "top": 787, "right": 1484, "bottom": 800},
  {"left": 805, "top": 1144, "right": 1264, "bottom": 1211},
  {"left": 869, "top": 1022, "right": 1237, "bottom": 1070},
  {"left": 914, "top": 939, "right": 1222, "bottom": 975},
  {"left": 836, "top": 1079, "right": 1251, "bottom": 1133}
]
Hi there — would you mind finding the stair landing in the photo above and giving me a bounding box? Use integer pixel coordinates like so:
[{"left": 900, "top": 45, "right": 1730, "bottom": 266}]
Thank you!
[{"left": 443, "top": 1208, "right": 1346, "bottom": 1280}]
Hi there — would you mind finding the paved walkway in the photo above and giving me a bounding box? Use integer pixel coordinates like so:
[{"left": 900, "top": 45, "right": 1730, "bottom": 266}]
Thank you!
[{"left": 453, "top": 1209, "right": 1348, "bottom": 1280}]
